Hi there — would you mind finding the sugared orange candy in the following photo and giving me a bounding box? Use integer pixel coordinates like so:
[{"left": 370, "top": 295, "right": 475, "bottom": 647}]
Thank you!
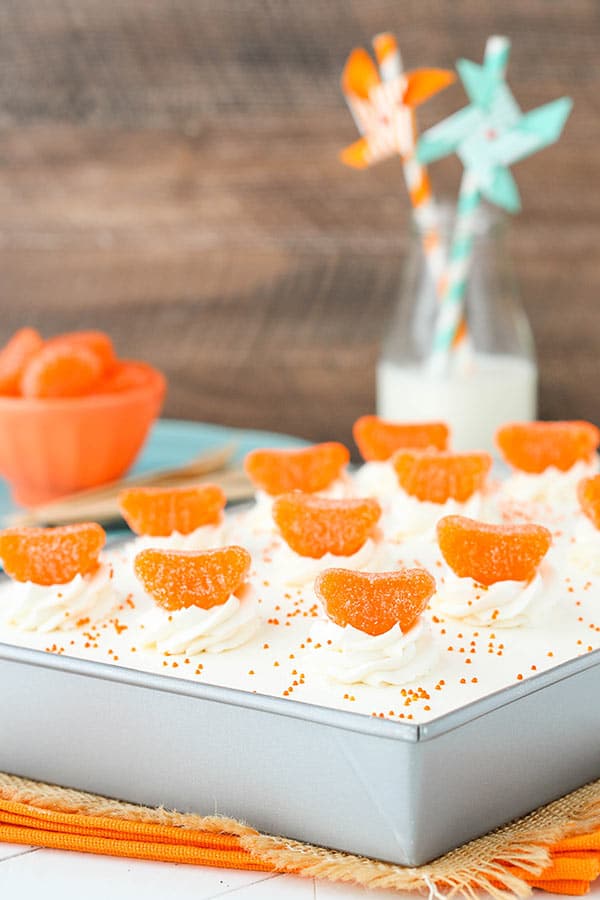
[
  {"left": 353, "top": 416, "right": 449, "bottom": 462},
  {"left": 97, "top": 361, "right": 156, "bottom": 393},
  {"left": 0, "top": 328, "right": 44, "bottom": 396},
  {"left": 0, "top": 523, "right": 106, "bottom": 585},
  {"left": 315, "top": 567, "right": 436, "bottom": 636},
  {"left": 272, "top": 494, "right": 381, "bottom": 559},
  {"left": 578, "top": 475, "right": 600, "bottom": 530},
  {"left": 496, "top": 421, "right": 600, "bottom": 474},
  {"left": 437, "top": 515, "right": 552, "bottom": 586},
  {"left": 46, "top": 330, "right": 116, "bottom": 375},
  {"left": 119, "top": 484, "right": 226, "bottom": 536},
  {"left": 245, "top": 442, "right": 350, "bottom": 496},
  {"left": 134, "top": 545, "right": 251, "bottom": 611},
  {"left": 21, "top": 342, "right": 103, "bottom": 398},
  {"left": 0, "top": 327, "right": 158, "bottom": 398},
  {"left": 393, "top": 450, "right": 492, "bottom": 504}
]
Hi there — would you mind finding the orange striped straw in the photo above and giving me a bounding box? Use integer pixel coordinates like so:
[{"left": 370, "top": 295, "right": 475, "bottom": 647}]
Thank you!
[
  {"left": 372, "top": 34, "right": 434, "bottom": 217},
  {"left": 341, "top": 34, "right": 468, "bottom": 351},
  {"left": 373, "top": 33, "right": 469, "bottom": 352}
]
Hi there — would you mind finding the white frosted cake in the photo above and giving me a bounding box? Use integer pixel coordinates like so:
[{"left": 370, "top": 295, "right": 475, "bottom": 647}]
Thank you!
[{"left": 0, "top": 419, "right": 599, "bottom": 726}]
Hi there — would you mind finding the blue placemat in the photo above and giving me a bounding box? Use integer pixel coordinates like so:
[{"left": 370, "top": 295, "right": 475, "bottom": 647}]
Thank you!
[{"left": 0, "top": 418, "right": 308, "bottom": 530}]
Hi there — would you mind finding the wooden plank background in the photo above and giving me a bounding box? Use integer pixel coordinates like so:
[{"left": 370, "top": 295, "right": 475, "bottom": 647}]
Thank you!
[{"left": 0, "top": 0, "right": 597, "bottom": 450}]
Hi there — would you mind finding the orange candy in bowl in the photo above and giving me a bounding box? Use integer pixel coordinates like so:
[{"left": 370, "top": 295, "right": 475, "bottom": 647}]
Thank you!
[{"left": 0, "top": 328, "right": 166, "bottom": 505}]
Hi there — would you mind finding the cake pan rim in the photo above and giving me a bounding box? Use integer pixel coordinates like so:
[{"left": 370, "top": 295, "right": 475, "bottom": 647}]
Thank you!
[{"left": 1, "top": 638, "right": 598, "bottom": 743}]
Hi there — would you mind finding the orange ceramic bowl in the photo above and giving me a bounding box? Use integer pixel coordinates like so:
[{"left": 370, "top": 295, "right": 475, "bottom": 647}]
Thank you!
[{"left": 0, "top": 362, "right": 166, "bottom": 506}]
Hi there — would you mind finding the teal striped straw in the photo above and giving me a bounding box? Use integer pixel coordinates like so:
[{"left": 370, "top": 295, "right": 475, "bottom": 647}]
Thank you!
[{"left": 429, "top": 36, "right": 511, "bottom": 374}]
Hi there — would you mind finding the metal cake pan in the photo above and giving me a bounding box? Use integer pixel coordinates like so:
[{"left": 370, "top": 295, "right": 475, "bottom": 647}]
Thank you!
[{"left": 0, "top": 640, "right": 599, "bottom": 866}]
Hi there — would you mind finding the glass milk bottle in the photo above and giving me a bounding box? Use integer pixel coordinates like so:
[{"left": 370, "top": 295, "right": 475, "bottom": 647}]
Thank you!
[{"left": 377, "top": 204, "right": 537, "bottom": 453}]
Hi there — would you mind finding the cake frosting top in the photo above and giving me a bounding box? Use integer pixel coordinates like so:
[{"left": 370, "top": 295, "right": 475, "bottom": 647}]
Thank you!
[{"left": 0, "top": 417, "right": 599, "bottom": 725}]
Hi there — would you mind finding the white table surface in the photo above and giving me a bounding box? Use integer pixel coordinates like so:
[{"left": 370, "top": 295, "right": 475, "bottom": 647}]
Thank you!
[{"left": 1, "top": 842, "right": 599, "bottom": 899}]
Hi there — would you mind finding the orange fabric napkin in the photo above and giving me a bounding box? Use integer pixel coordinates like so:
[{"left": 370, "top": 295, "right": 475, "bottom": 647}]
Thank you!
[
  {"left": 523, "top": 833, "right": 600, "bottom": 895},
  {"left": 1, "top": 793, "right": 600, "bottom": 895},
  {"left": 0, "top": 796, "right": 269, "bottom": 871}
]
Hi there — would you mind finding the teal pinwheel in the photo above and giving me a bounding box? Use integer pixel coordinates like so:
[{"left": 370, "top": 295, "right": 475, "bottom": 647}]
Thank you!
[{"left": 416, "top": 36, "right": 572, "bottom": 368}]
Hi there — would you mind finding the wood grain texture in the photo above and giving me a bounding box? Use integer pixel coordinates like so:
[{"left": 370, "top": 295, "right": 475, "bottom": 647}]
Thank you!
[{"left": 0, "top": 1, "right": 598, "bottom": 450}]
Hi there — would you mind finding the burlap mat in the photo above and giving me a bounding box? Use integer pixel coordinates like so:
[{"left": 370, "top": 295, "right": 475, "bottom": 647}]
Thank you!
[{"left": 1, "top": 772, "right": 600, "bottom": 897}]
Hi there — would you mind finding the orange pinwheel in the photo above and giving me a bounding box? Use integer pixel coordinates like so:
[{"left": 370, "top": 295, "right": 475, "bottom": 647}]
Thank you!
[{"left": 340, "top": 38, "right": 455, "bottom": 170}]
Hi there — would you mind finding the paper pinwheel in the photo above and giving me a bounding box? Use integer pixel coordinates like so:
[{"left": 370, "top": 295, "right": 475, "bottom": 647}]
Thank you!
[
  {"left": 340, "top": 37, "right": 455, "bottom": 173},
  {"left": 416, "top": 36, "right": 572, "bottom": 367},
  {"left": 417, "top": 36, "right": 572, "bottom": 213}
]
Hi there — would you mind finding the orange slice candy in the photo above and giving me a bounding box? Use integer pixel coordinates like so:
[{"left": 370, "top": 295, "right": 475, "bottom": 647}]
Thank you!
[
  {"left": 244, "top": 443, "right": 350, "bottom": 496},
  {"left": 134, "top": 546, "right": 251, "bottom": 611},
  {"left": 96, "top": 361, "right": 157, "bottom": 393},
  {"left": 0, "top": 328, "right": 44, "bottom": 396},
  {"left": 393, "top": 450, "right": 492, "bottom": 504},
  {"left": 578, "top": 475, "right": 600, "bottom": 530},
  {"left": 437, "top": 515, "right": 552, "bottom": 586},
  {"left": 353, "top": 416, "right": 449, "bottom": 461},
  {"left": 46, "top": 330, "right": 116, "bottom": 375},
  {"left": 272, "top": 494, "right": 381, "bottom": 559},
  {"left": 21, "top": 342, "right": 103, "bottom": 398},
  {"left": 496, "top": 421, "right": 600, "bottom": 474},
  {"left": 315, "top": 568, "right": 436, "bottom": 636},
  {"left": 119, "top": 484, "right": 226, "bottom": 536},
  {"left": 0, "top": 523, "right": 106, "bottom": 585}
]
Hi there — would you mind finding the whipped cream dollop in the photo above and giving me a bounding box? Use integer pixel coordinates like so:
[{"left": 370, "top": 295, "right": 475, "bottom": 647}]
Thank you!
[
  {"left": 499, "top": 459, "right": 599, "bottom": 516},
  {"left": 353, "top": 462, "right": 399, "bottom": 502},
  {"left": 432, "top": 568, "right": 552, "bottom": 628},
  {"left": 277, "top": 538, "right": 381, "bottom": 587},
  {"left": 311, "top": 618, "right": 437, "bottom": 686},
  {"left": 239, "top": 490, "right": 281, "bottom": 534},
  {"left": 568, "top": 516, "right": 600, "bottom": 575},
  {"left": 0, "top": 563, "right": 118, "bottom": 633},
  {"left": 383, "top": 490, "right": 484, "bottom": 541},
  {"left": 128, "top": 522, "right": 228, "bottom": 555},
  {"left": 140, "top": 594, "right": 260, "bottom": 656}
]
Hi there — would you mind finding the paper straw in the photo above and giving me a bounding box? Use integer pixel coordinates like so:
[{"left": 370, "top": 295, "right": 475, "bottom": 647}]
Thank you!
[
  {"left": 372, "top": 33, "right": 433, "bottom": 219},
  {"left": 484, "top": 35, "right": 511, "bottom": 84},
  {"left": 371, "top": 34, "right": 448, "bottom": 306},
  {"left": 372, "top": 32, "right": 404, "bottom": 80},
  {"left": 428, "top": 168, "right": 480, "bottom": 370},
  {"left": 428, "top": 36, "right": 511, "bottom": 373},
  {"left": 372, "top": 33, "right": 472, "bottom": 354}
]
